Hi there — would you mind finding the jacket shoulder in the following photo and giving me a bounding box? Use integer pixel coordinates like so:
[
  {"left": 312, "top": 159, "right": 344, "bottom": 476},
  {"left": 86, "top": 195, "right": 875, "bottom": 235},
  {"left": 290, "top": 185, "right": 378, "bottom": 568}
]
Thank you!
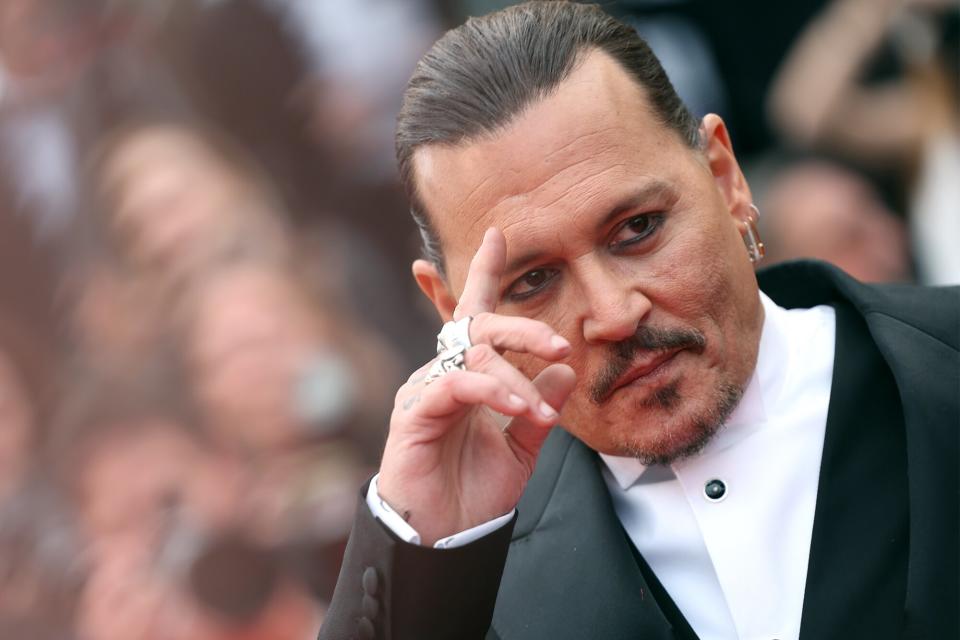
[{"left": 758, "top": 260, "right": 958, "bottom": 352}]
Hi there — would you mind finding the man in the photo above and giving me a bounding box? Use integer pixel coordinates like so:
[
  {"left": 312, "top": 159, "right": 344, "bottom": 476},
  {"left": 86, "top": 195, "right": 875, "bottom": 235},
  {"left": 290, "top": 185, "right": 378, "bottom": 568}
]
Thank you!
[{"left": 319, "top": 3, "right": 958, "bottom": 639}]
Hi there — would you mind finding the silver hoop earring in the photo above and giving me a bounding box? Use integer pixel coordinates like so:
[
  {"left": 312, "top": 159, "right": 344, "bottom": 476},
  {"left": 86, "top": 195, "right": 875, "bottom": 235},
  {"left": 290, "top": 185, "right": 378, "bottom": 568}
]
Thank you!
[{"left": 744, "top": 204, "right": 765, "bottom": 264}]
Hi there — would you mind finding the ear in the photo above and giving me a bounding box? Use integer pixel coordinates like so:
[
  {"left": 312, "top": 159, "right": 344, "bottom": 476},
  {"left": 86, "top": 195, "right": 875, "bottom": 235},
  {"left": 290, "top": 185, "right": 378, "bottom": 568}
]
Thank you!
[
  {"left": 412, "top": 259, "right": 458, "bottom": 322},
  {"left": 700, "top": 114, "right": 754, "bottom": 231}
]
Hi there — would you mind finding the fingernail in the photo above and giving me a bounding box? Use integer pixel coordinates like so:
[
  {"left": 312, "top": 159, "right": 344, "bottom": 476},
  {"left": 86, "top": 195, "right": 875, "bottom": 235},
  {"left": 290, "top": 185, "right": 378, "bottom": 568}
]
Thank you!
[
  {"left": 539, "top": 401, "right": 558, "bottom": 420},
  {"left": 508, "top": 394, "right": 527, "bottom": 409},
  {"left": 550, "top": 335, "right": 570, "bottom": 352}
]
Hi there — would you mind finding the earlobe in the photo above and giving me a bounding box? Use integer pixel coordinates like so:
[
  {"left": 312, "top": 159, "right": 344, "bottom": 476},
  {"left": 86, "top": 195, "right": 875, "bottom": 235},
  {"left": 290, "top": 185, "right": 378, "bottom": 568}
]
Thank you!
[
  {"left": 701, "top": 114, "right": 752, "bottom": 221},
  {"left": 412, "top": 259, "right": 458, "bottom": 322}
]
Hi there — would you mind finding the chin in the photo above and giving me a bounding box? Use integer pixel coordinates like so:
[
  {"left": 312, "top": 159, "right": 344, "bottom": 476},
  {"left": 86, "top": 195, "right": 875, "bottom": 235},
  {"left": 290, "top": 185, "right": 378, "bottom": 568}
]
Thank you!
[{"left": 584, "top": 375, "right": 743, "bottom": 465}]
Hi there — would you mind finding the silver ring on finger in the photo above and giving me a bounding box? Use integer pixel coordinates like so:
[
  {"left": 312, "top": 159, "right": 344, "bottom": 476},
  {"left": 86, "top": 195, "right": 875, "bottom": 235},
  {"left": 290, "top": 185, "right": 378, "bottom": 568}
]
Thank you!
[
  {"left": 425, "top": 317, "right": 473, "bottom": 384},
  {"left": 436, "top": 316, "right": 473, "bottom": 354},
  {"left": 424, "top": 345, "right": 467, "bottom": 384}
]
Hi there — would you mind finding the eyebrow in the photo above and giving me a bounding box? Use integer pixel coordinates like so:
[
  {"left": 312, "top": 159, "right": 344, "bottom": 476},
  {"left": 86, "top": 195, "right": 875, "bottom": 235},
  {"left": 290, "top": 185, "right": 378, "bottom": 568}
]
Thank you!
[{"left": 502, "top": 179, "right": 677, "bottom": 275}]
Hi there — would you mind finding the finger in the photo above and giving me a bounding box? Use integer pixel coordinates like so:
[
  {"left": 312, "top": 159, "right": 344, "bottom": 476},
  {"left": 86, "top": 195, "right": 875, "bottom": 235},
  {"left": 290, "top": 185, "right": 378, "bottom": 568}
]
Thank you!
[
  {"left": 469, "top": 312, "right": 571, "bottom": 359},
  {"left": 504, "top": 363, "right": 577, "bottom": 458},
  {"left": 410, "top": 370, "right": 530, "bottom": 420},
  {"left": 464, "top": 344, "right": 559, "bottom": 425},
  {"left": 455, "top": 227, "right": 506, "bottom": 319}
]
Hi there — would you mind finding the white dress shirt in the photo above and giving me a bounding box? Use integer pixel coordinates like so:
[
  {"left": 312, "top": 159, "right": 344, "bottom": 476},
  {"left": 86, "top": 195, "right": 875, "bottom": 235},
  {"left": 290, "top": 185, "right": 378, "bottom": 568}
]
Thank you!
[{"left": 368, "top": 292, "right": 836, "bottom": 640}]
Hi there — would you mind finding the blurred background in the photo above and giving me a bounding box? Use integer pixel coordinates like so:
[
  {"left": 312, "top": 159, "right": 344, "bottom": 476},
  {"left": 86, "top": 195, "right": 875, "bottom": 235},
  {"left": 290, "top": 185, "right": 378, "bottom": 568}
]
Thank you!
[{"left": 0, "top": 0, "right": 955, "bottom": 637}]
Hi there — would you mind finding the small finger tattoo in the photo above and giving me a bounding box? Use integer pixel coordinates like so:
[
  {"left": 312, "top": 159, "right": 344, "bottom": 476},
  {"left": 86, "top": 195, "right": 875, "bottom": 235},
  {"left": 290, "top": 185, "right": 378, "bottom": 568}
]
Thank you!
[{"left": 403, "top": 394, "right": 421, "bottom": 410}]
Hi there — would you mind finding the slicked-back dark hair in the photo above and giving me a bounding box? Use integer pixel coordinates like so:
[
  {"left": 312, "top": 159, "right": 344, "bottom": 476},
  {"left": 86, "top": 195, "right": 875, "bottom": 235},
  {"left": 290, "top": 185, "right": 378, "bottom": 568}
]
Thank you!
[{"left": 396, "top": 1, "right": 700, "bottom": 274}]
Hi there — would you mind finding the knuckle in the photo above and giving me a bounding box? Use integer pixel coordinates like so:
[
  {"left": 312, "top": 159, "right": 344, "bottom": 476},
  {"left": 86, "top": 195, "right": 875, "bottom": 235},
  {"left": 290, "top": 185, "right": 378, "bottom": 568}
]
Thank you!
[
  {"left": 466, "top": 343, "right": 497, "bottom": 367},
  {"left": 430, "top": 370, "right": 464, "bottom": 393},
  {"left": 470, "top": 311, "right": 493, "bottom": 339}
]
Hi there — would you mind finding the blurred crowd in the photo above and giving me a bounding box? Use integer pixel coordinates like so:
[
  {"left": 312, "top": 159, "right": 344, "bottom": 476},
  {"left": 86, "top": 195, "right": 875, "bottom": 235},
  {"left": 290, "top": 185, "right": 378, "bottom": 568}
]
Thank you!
[{"left": 0, "top": 1, "right": 955, "bottom": 639}]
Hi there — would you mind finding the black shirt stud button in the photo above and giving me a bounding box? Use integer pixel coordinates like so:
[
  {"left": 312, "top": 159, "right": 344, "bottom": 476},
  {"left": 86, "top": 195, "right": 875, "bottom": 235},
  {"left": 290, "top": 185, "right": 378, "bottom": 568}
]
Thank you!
[
  {"left": 362, "top": 567, "right": 379, "bottom": 596},
  {"left": 704, "top": 479, "right": 727, "bottom": 502}
]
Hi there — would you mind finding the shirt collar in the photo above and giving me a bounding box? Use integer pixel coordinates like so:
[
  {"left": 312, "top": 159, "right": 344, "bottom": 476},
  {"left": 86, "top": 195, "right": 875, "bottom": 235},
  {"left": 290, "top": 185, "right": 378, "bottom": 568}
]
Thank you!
[{"left": 599, "top": 291, "right": 786, "bottom": 491}]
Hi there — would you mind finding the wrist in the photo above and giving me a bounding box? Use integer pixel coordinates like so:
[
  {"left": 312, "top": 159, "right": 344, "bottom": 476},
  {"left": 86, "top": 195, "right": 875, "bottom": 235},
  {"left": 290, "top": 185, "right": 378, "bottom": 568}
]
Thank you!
[{"left": 375, "top": 469, "right": 449, "bottom": 545}]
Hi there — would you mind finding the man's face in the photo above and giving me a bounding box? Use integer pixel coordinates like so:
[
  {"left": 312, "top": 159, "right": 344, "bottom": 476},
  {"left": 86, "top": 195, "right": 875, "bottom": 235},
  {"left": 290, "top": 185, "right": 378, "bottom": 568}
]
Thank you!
[
  {"left": 413, "top": 51, "right": 763, "bottom": 462},
  {"left": 764, "top": 162, "right": 910, "bottom": 283},
  {"left": 185, "top": 266, "right": 330, "bottom": 450},
  {"left": 100, "top": 127, "right": 257, "bottom": 279}
]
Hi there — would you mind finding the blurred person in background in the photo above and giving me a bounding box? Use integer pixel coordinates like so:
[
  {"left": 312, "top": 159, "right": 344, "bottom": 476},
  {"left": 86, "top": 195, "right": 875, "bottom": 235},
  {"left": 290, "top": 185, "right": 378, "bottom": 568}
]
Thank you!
[
  {"left": 178, "top": 260, "right": 353, "bottom": 449},
  {"left": 89, "top": 119, "right": 291, "bottom": 291},
  {"left": 769, "top": 0, "right": 959, "bottom": 284},
  {"left": 91, "top": 115, "right": 403, "bottom": 458},
  {"left": 57, "top": 117, "right": 291, "bottom": 378},
  {"left": 48, "top": 376, "right": 247, "bottom": 640},
  {"left": 0, "top": 0, "right": 184, "bottom": 242},
  {"left": 158, "top": 0, "right": 441, "bottom": 365},
  {"left": 174, "top": 259, "right": 383, "bottom": 544},
  {"left": 752, "top": 158, "right": 913, "bottom": 283},
  {"left": 48, "top": 371, "right": 341, "bottom": 639},
  {"left": 48, "top": 375, "right": 229, "bottom": 557},
  {"left": 85, "top": 114, "right": 402, "bottom": 459}
]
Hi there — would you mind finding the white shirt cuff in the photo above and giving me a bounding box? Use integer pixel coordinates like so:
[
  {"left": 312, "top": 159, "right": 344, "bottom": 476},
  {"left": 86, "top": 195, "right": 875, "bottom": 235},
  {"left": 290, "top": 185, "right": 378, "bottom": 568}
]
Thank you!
[{"left": 365, "top": 473, "right": 515, "bottom": 549}]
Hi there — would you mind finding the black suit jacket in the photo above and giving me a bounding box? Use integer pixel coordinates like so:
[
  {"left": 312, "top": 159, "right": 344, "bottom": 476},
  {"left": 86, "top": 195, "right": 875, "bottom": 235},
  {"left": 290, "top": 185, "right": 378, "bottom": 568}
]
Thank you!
[{"left": 319, "top": 261, "right": 959, "bottom": 640}]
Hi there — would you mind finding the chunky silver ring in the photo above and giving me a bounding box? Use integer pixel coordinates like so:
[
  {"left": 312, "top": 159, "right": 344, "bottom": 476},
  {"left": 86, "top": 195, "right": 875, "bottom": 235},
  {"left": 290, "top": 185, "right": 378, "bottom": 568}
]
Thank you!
[
  {"left": 436, "top": 316, "right": 473, "bottom": 355},
  {"left": 424, "top": 317, "right": 473, "bottom": 384},
  {"left": 424, "top": 347, "right": 467, "bottom": 384}
]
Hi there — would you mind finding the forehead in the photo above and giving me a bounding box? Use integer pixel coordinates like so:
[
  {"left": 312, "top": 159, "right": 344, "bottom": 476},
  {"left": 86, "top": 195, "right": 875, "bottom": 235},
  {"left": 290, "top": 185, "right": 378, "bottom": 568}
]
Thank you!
[{"left": 414, "top": 50, "right": 693, "bottom": 286}]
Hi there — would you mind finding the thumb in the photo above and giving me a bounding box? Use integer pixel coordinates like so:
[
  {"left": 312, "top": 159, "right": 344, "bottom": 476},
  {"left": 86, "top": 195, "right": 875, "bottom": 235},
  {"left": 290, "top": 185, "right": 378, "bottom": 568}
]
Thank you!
[{"left": 505, "top": 363, "right": 577, "bottom": 459}]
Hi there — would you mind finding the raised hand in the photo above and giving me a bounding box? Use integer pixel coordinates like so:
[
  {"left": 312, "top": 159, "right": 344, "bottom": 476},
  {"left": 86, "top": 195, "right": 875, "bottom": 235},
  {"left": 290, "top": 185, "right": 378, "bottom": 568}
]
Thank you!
[{"left": 377, "top": 228, "right": 576, "bottom": 545}]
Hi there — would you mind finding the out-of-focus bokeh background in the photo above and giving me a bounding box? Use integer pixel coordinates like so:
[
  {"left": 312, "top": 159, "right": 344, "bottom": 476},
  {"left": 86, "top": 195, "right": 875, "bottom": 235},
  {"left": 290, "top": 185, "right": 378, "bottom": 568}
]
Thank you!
[{"left": 0, "top": 0, "right": 955, "bottom": 637}]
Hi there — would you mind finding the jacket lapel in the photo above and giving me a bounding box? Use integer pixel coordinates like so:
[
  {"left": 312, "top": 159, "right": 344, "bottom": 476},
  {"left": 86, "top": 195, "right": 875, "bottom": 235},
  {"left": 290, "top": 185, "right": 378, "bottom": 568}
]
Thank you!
[
  {"left": 797, "top": 303, "right": 908, "bottom": 640},
  {"left": 491, "top": 429, "right": 676, "bottom": 640}
]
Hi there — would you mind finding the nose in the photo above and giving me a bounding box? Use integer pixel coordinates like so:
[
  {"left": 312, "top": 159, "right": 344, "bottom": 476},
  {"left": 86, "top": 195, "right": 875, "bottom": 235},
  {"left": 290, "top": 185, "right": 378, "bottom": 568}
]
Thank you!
[{"left": 579, "top": 268, "right": 652, "bottom": 344}]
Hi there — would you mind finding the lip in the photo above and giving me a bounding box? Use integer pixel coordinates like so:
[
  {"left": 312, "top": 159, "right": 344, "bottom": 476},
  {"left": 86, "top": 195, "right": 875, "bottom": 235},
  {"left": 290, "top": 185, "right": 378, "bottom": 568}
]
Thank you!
[{"left": 607, "top": 349, "right": 682, "bottom": 399}]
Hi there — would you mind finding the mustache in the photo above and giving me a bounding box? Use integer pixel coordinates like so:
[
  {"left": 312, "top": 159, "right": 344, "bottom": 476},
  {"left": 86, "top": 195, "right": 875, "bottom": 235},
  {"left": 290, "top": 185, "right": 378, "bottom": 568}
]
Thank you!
[{"left": 589, "top": 325, "right": 706, "bottom": 403}]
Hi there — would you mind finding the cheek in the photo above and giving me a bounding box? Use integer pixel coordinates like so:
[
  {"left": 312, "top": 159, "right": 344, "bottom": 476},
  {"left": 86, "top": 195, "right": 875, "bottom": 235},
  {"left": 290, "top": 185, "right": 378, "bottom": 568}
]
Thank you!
[
  {"left": 663, "top": 223, "right": 761, "bottom": 383},
  {"left": 649, "top": 213, "right": 743, "bottom": 319}
]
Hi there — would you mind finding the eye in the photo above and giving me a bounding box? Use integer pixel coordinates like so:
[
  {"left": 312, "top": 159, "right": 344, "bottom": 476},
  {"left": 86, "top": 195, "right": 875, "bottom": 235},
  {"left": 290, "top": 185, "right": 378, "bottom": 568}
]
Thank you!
[
  {"left": 609, "top": 213, "right": 664, "bottom": 249},
  {"left": 504, "top": 268, "right": 558, "bottom": 302}
]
